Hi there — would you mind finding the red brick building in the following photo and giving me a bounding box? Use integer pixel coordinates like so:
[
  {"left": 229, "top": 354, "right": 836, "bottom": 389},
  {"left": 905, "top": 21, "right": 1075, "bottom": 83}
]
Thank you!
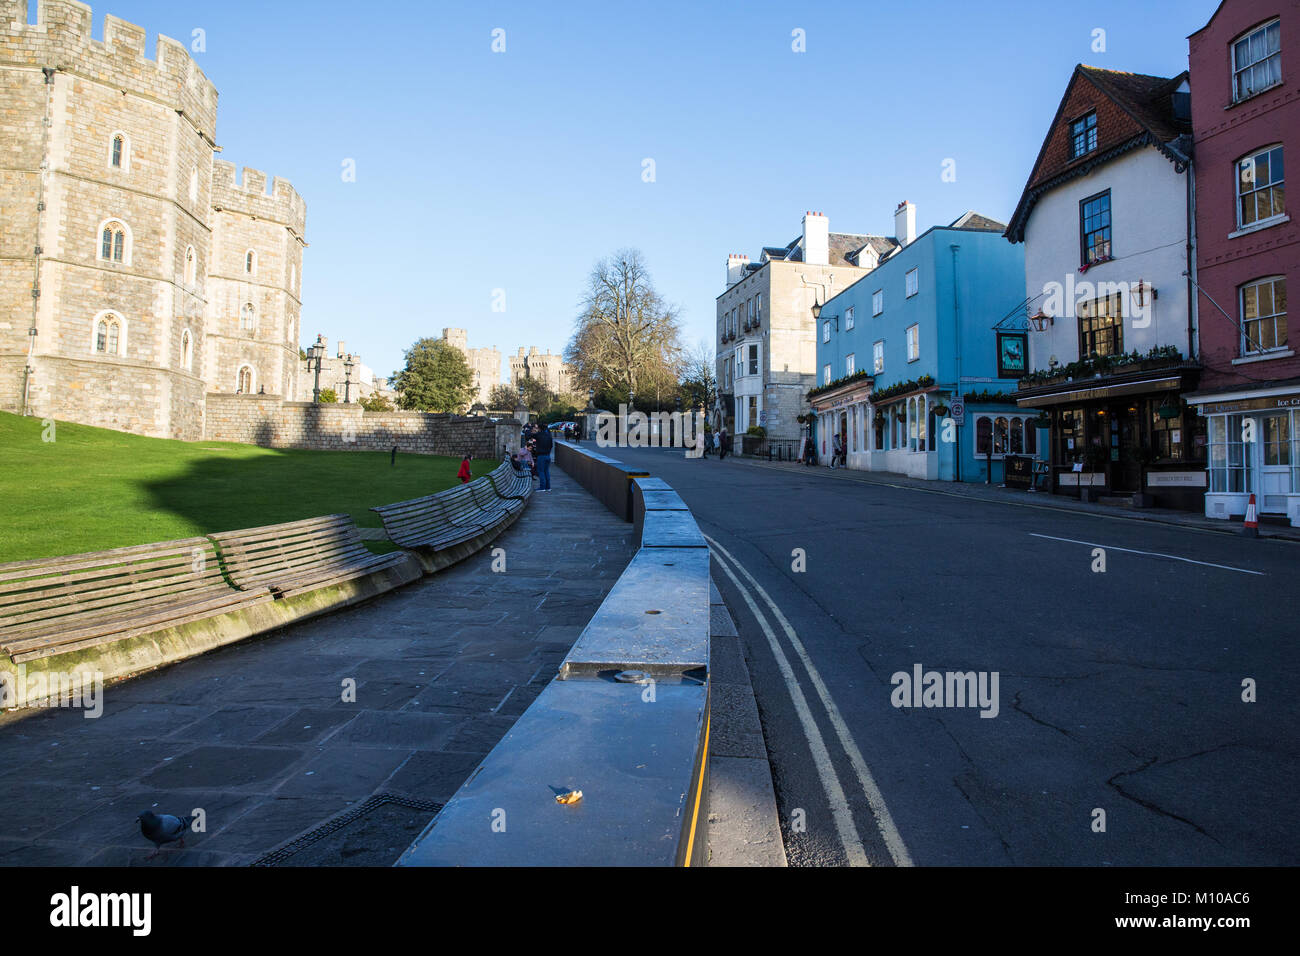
[{"left": 1185, "top": 0, "right": 1300, "bottom": 525}]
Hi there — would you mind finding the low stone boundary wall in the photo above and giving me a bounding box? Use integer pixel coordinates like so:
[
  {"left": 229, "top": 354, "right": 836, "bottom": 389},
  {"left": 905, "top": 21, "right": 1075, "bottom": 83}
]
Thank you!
[
  {"left": 397, "top": 442, "right": 711, "bottom": 867},
  {"left": 203, "top": 393, "right": 520, "bottom": 458}
]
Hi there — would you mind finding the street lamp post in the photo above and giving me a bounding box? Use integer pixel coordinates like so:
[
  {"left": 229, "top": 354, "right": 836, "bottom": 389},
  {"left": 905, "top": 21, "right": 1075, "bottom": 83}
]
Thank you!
[
  {"left": 343, "top": 354, "right": 354, "bottom": 404},
  {"left": 309, "top": 334, "right": 325, "bottom": 403},
  {"left": 584, "top": 388, "right": 596, "bottom": 442}
]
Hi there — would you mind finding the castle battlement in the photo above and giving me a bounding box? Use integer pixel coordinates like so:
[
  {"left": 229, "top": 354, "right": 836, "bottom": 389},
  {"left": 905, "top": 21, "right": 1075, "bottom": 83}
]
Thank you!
[
  {"left": 211, "top": 159, "right": 308, "bottom": 237},
  {"left": 1, "top": 0, "right": 219, "bottom": 137}
]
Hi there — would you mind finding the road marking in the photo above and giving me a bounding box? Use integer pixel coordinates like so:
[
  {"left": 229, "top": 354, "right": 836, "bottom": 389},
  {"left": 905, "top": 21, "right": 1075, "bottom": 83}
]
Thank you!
[
  {"left": 1027, "top": 533, "right": 1265, "bottom": 575},
  {"left": 707, "top": 534, "right": 914, "bottom": 867},
  {"left": 708, "top": 544, "right": 871, "bottom": 866}
]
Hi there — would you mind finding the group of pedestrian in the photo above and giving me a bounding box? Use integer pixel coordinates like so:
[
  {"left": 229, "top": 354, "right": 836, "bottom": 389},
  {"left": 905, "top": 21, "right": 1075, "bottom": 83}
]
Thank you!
[
  {"left": 698, "top": 426, "right": 729, "bottom": 460},
  {"left": 828, "top": 434, "right": 848, "bottom": 469},
  {"left": 511, "top": 423, "right": 553, "bottom": 491}
]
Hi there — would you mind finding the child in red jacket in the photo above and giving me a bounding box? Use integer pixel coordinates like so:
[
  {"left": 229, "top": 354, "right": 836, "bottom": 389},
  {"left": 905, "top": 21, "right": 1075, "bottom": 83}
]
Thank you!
[{"left": 457, "top": 453, "right": 472, "bottom": 483}]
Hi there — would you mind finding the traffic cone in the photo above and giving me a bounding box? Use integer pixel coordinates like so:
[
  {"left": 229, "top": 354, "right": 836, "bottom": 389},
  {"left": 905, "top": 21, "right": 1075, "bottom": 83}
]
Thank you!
[{"left": 1242, "top": 493, "right": 1259, "bottom": 537}]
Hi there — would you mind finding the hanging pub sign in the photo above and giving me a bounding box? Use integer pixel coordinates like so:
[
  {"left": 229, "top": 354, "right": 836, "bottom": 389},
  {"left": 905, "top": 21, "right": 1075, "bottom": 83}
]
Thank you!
[{"left": 997, "top": 332, "right": 1028, "bottom": 379}]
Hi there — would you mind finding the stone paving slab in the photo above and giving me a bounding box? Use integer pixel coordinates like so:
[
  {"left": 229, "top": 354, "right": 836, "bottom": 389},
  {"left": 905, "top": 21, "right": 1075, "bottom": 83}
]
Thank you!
[{"left": 0, "top": 466, "right": 634, "bottom": 867}]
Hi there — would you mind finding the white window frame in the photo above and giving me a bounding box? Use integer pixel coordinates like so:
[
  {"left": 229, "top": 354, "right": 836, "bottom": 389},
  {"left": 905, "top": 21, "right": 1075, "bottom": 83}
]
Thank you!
[
  {"left": 845, "top": 306, "right": 855, "bottom": 331},
  {"left": 905, "top": 269, "right": 919, "bottom": 298},
  {"left": 873, "top": 340, "right": 884, "bottom": 374},
  {"left": 1236, "top": 145, "right": 1285, "bottom": 230},
  {"left": 872, "top": 290, "right": 883, "bottom": 316},
  {"left": 822, "top": 320, "right": 831, "bottom": 343},
  {"left": 823, "top": 363, "right": 832, "bottom": 385},
  {"left": 845, "top": 353, "right": 855, "bottom": 377},
  {"left": 1240, "top": 275, "right": 1288, "bottom": 354},
  {"left": 241, "top": 302, "right": 257, "bottom": 331},
  {"left": 245, "top": 250, "right": 257, "bottom": 276},
  {"left": 1232, "top": 19, "right": 1282, "bottom": 103},
  {"left": 236, "top": 365, "right": 255, "bottom": 394},
  {"left": 906, "top": 324, "right": 919, "bottom": 362}
]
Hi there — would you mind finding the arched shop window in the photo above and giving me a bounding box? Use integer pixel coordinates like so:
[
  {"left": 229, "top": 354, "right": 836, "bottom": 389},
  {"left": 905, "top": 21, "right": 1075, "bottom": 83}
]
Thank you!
[{"left": 976, "top": 417, "right": 992, "bottom": 456}]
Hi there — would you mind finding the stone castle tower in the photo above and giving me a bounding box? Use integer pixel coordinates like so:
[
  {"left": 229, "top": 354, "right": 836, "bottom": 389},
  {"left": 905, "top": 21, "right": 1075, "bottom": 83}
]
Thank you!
[
  {"left": 441, "top": 328, "right": 500, "bottom": 407},
  {"left": 509, "top": 346, "right": 573, "bottom": 397},
  {"left": 0, "top": 0, "right": 306, "bottom": 440}
]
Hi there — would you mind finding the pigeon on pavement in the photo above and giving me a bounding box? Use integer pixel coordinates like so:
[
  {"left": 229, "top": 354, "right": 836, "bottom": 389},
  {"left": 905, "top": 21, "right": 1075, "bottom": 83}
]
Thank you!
[{"left": 138, "top": 810, "right": 194, "bottom": 859}]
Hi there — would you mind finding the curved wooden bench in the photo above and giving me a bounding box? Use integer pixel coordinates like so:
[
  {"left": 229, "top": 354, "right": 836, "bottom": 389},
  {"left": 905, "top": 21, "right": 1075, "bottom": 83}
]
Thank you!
[
  {"left": 209, "top": 515, "right": 411, "bottom": 599},
  {"left": 0, "top": 538, "right": 273, "bottom": 663},
  {"left": 372, "top": 473, "right": 522, "bottom": 553},
  {"left": 491, "top": 459, "right": 534, "bottom": 500}
]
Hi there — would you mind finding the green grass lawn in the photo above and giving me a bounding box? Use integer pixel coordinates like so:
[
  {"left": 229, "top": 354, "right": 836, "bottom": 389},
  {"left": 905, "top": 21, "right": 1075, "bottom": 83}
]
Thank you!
[{"left": 0, "top": 411, "right": 494, "bottom": 562}]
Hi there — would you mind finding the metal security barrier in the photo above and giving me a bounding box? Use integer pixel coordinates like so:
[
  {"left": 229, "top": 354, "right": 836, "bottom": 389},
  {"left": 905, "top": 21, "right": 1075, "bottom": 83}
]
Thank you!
[
  {"left": 397, "top": 445, "right": 711, "bottom": 867},
  {"left": 553, "top": 440, "right": 649, "bottom": 521}
]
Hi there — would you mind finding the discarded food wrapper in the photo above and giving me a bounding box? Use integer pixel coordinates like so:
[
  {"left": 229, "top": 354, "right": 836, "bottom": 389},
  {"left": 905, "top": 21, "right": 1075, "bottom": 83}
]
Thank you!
[{"left": 555, "top": 789, "right": 583, "bottom": 805}]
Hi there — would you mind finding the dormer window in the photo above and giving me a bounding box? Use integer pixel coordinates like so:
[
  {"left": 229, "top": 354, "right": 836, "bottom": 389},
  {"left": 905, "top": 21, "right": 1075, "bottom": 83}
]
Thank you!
[
  {"left": 1071, "top": 111, "right": 1097, "bottom": 159},
  {"left": 1233, "top": 19, "right": 1281, "bottom": 103}
]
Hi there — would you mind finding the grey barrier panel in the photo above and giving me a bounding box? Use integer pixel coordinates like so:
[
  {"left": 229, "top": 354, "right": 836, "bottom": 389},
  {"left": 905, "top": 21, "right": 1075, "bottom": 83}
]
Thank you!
[
  {"left": 631, "top": 476, "right": 690, "bottom": 540},
  {"left": 556, "top": 440, "right": 647, "bottom": 522},
  {"left": 395, "top": 677, "right": 710, "bottom": 867},
  {"left": 641, "top": 509, "right": 707, "bottom": 549},
  {"left": 559, "top": 547, "right": 709, "bottom": 678}
]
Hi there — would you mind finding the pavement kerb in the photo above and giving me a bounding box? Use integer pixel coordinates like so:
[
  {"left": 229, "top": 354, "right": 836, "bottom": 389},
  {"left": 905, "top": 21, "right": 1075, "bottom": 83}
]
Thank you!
[{"left": 716, "top": 455, "right": 1300, "bottom": 544}]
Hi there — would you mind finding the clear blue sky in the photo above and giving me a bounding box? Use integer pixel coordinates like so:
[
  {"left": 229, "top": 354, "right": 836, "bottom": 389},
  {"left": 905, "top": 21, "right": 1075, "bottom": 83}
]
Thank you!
[{"left": 81, "top": 0, "right": 1217, "bottom": 381}]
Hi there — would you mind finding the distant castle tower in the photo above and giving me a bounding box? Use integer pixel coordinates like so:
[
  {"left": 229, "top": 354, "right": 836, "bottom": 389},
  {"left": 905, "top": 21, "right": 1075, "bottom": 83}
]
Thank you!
[
  {"left": 509, "top": 346, "right": 574, "bottom": 397},
  {"left": 440, "top": 328, "right": 500, "bottom": 407},
  {"left": 0, "top": 0, "right": 307, "bottom": 439}
]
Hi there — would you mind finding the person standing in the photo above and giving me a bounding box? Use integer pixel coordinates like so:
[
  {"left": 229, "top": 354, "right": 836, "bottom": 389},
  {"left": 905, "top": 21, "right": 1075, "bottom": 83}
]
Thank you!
[
  {"left": 533, "top": 422, "right": 554, "bottom": 491},
  {"left": 830, "top": 434, "right": 841, "bottom": 469},
  {"left": 457, "top": 452, "right": 473, "bottom": 483},
  {"left": 718, "top": 426, "right": 729, "bottom": 461}
]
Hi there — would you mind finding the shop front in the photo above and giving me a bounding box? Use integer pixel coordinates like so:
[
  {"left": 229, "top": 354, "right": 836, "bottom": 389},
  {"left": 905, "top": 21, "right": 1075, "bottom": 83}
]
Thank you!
[
  {"left": 808, "top": 378, "right": 874, "bottom": 468},
  {"left": 1015, "top": 359, "right": 1206, "bottom": 509},
  {"left": 1184, "top": 381, "right": 1300, "bottom": 527}
]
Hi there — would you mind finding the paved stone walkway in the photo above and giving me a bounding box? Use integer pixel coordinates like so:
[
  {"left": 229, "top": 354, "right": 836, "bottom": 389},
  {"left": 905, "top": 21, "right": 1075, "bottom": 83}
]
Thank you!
[{"left": 0, "top": 467, "right": 634, "bottom": 866}]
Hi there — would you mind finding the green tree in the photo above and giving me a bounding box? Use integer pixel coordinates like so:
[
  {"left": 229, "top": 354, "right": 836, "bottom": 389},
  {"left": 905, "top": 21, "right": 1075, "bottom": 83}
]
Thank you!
[
  {"left": 488, "top": 384, "right": 519, "bottom": 409},
  {"left": 390, "top": 337, "right": 474, "bottom": 412},
  {"left": 318, "top": 388, "right": 338, "bottom": 404},
  {"left": 358, "top": 392, "right": 394, "bottom": 412}
]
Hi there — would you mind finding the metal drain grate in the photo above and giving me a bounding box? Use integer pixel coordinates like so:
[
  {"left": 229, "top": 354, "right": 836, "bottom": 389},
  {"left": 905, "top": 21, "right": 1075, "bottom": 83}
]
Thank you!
[{"left": 250, "top": 793, "right": 444, "bottom": 867}]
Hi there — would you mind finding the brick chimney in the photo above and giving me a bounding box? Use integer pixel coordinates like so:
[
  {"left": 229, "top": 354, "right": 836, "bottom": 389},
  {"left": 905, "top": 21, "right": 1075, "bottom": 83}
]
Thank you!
[
  {"left": 802, "top": 211, "right": 829, "bottom": 265},
  {"left": 895, "top": 200, "right": 916, "bottom": 247},
  {"left": 727, "top": 253, "right": 749, "bottom": 288}
]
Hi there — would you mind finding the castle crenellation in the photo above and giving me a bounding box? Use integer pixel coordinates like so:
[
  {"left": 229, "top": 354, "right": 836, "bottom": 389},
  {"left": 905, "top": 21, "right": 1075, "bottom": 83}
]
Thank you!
[
  {"left": 0, "top": 0, "right": 314, "bottom": 440},
  {"left": 1, "top": 0, "right": 219, "bottom": 137}
]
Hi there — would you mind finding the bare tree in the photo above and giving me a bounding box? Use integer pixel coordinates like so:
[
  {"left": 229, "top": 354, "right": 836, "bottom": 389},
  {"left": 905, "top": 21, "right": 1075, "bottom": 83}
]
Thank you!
[
  {"left": 565, "top": 249, "right": 683, "bottom": 396},
  {"left": 679, "top": 339, "right": 717, "bottom": 411}
]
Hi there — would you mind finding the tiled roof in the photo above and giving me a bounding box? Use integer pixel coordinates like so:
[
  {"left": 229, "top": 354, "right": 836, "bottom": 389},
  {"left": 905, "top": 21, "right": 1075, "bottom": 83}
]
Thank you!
[
  {"left": 1005, "top": 64, "right": 1192, "bottom": 242},
  {"left": 949, "top": 211, "right": 1006, "bottom": 231}
]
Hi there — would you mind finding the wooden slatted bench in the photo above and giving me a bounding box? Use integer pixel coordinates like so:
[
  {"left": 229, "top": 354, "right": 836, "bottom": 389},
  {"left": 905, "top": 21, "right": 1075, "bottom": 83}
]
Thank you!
[
  {"left": 490, "top": 460, "right": 533, "bottom": 501},
  {"left": 372, "top": 474, "right": 522, "bottom": 554},
  {"left": 0, "top": 538, "right": 273, "bottom": 663},
  {"left": 209, "top": 515, "right": 411, "bottom": 599},
  {"left": 471, "top": 473, "right": 521, "bottom": 517}
]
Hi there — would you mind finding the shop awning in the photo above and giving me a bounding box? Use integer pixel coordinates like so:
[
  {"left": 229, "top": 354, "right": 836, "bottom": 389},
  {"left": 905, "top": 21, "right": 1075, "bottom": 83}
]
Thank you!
[{"left": 1015, "top": 375, "right": 1183, "bottom": 408}]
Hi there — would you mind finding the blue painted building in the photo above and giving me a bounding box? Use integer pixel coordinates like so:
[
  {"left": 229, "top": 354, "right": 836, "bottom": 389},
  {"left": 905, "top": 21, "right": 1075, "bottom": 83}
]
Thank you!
[{"left": 809, "top": 205, "right": 1041, "bottom": 483}]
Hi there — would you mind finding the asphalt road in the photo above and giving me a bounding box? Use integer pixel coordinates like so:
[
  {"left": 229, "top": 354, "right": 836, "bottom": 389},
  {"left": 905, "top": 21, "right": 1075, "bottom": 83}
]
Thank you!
[{"left": 612, "top": 444, "right": 1299, "bottom": 866}]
